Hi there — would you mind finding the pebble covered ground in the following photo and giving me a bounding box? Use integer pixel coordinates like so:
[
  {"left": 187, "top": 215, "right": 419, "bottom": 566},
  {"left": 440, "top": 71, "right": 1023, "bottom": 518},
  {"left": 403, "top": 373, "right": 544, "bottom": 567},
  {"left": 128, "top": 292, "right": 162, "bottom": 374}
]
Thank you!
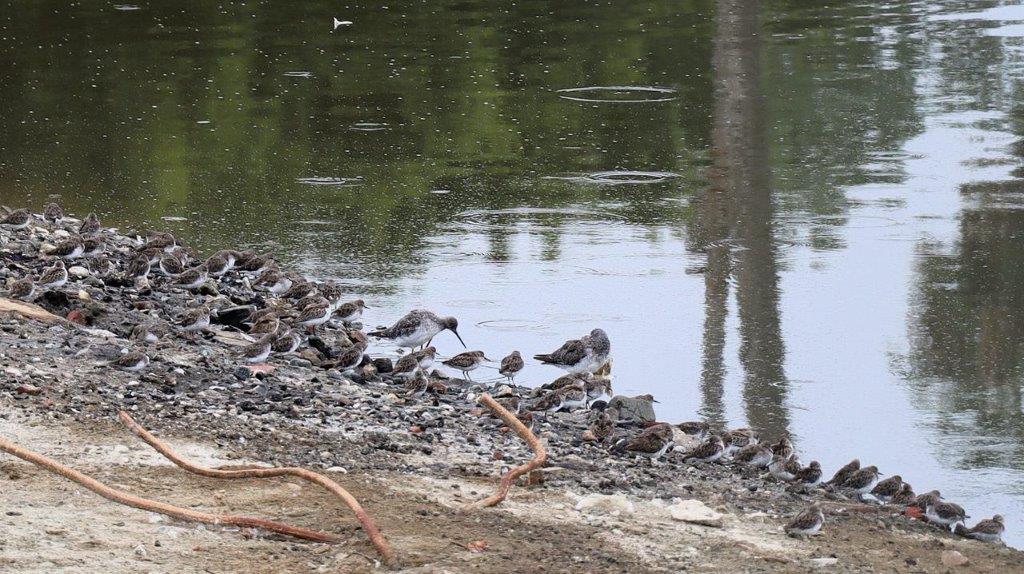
[{"left": 2, "top": 210, "right": 1023, "bottom": 572}]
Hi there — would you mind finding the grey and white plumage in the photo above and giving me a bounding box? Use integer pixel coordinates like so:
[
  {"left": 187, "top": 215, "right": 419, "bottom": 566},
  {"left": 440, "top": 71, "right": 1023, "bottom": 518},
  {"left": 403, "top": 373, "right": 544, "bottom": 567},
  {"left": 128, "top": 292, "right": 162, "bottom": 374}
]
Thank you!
[
  {"left": 51, "top": 236, "right": 84, "bottom": 259},
  {"left": 871, "top": 475, "right": 903, "bottom": 502},
  {"left": 126, "top": 253, "right": 151, "bottom": 279},
  {"left": 413, "top": 346, "right": 436, "bottom": 370},
  {"left": 43, "top": 202, "right": 64, "bottom": 223},
  {"left": 9, "top": 276, "right": 36, "bottom": 300},
  {"left": 533, "top": 328, "right": 610, "bottom": 374},
  {"left": 795, "top": 461, "right": 822, "bottom": 485},
  {"left": 842, "top": 465, "right": 880, "bottom": 497},
  {"left": 498, "top": 350, "right": 524, "bottom": 382},
  {"left": 1, "top": 209, "right": 30, "bottom": 230},
  {"left": 677, "top": 421, "right": 710, "bottom": 439},
  {"left": 734, "top": 443, "right": 773, "bottom": 468},
  {"left": 142, "top": 232, "right": 176, "bottom": 253},
  {"left": 266, "top": 273, "right": 293, "bottom": 296},
  {"left": 110, "top": 349, "right": 150, "bottom": 372},
  {"left": 532, "top": 382, "right": 586, "bottom": 412},
  {"left": 177, "top": 306, "right": 211, "bottom": 333},
  {"left": 785, "top": 505, "right": 824, "bottom": 537},
  {"left": 271, "top": 329, "right": 305, "bottom": 354},
  {"left": 242, "top": 335, "right": 274, "bottom": 364},
  {"left": 205, "top": 252, "right": 231, "bottom": 276},
  {"left": 769, "top": 454, "right": 802, "bottom": 481},
  {"left": 159, "top": 253, "right": 185, "bottom": 276},
  {"left": 175, "top": 265, "right": 208, "bottom": 289},
  {"left": 369, "top": 309, "right": 465, "bottom": 350},
  {"left": 683, "top": 434, "right": 725, "bottom": 463},
  {"left": 826, "top": 458, "right": 860, "bottom": 486},
  {"left": 442, "top": 351, "right": 488, "bottom": 380},
  {"left": 955, "top": 515, "right": 1005, "bottom": 543},
  {"left": 620, "top": 423, "right": 674, "bottom": 459},
  {"left": 38, "top": 260, "right": 68, "bottom": 289},
  {"left": 335, "top": 299, "right": 367, "bottom": 324},
  {"left": 78, "top": 212, "right": 101, "bottom": 235},
  {"left": 584, "top": 375, "right": 612, "bottom": 404},
  {"left": 925, "top": 501, "right": 968, "bottom": 529},
  {"left": 890, "top": 483, "right": 916, "bottom": 506}
]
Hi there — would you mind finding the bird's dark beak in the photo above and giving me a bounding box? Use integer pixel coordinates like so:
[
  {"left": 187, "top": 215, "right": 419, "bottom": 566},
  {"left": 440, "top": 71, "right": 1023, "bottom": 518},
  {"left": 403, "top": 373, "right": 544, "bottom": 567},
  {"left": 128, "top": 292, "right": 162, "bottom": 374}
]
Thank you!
[
  {"left": 652, "top": 399, "right": 661, "bottom": 403},
  {"left": 452, "top": 329, "right": 467, "bottom": 348}
]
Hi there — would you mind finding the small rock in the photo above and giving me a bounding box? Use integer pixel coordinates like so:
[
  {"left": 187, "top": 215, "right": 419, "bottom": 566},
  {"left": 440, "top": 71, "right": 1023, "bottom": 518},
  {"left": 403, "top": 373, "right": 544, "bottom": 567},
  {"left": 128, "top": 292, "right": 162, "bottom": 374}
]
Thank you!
[
  {"left": 941, "top": 550, "right": 968, "bottom": 567},
  {"left": 575, "top": 493, "right": 635, "bottom": 515},
  {"left": 68, "top": 266, "right": 90, "bottom": 278},
  {"left": 809, "top": 557, "right": 838, "bottom": 568},
  {"left": 667, "top": 499, "right": 724, "bottom": 527}
]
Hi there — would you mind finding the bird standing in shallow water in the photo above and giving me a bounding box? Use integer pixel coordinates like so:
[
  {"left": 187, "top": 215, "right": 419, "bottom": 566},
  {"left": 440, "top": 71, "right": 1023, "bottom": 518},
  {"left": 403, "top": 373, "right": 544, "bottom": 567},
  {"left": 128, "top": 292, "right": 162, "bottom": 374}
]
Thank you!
[
  {"left": 785, "top": 505, "right": 824, "bottom": 537},
  {"left": 498, "top": 350, "right": 524, "bottom": 382},
  {"left": 442, "top": 351, "right": 489, "bottom": 381},
  {"left": 369, "top": 309, "right": 465, "bottom": 350},
  {"left": 534, "top": 328, "right": 610, "bottom": 374}
]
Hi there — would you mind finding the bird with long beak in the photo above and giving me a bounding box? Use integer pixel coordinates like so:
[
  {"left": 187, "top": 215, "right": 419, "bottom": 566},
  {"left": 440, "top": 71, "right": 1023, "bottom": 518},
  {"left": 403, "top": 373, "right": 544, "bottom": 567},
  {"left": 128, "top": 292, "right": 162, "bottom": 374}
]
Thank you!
[{"left": 369, "top": 309, "right": 465, "bottom": 351}]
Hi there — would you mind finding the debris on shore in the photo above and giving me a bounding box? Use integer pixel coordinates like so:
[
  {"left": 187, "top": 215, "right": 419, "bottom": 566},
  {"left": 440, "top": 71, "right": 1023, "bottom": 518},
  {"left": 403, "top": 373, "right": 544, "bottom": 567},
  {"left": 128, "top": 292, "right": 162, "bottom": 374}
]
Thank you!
[{"left": 2, "top": 205, "right": 1022, "bottom": 572}]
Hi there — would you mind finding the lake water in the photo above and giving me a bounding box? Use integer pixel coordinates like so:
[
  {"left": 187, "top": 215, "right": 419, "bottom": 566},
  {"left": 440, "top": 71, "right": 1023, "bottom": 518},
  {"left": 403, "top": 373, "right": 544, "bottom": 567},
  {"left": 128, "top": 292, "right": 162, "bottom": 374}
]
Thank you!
[{"left": 2, "top": 0, "right": 1024, "bottom": 547}]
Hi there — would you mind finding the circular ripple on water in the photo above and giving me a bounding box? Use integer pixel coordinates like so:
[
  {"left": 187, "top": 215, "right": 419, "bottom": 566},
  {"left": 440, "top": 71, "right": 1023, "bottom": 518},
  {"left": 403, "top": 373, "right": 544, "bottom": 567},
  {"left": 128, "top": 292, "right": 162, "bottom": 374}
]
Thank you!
[
  {"left": 544, "top": 170, "right": 681, "bottom": 185},
  {"left": 455, "top": 207, "right": 629, "bottom": 232},
  {"left": 295, "top": 176, "right": 364, "bottom": 187},
  {"left": 475, "top": 319, "right": 545, "bottom": 332},
  {"left": 349, "top": 122, "right": 390, "bottom": 132},
  {"left": 556, "top": 85, "right": 678, "bottom": 103}
]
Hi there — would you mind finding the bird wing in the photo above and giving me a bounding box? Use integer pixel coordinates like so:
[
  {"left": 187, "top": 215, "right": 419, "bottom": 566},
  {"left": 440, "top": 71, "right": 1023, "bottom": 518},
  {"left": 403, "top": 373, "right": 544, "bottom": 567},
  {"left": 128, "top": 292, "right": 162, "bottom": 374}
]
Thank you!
[{"left": 535, "top": 338, "right": 587, "bottom": 365}]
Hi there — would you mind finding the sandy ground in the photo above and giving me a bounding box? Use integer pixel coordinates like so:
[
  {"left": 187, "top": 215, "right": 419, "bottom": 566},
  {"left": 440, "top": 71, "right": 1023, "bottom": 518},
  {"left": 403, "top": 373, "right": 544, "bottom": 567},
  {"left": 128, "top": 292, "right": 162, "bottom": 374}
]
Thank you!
[{"left": 2, "top": 408, "right": 1022, "bottom": 573}]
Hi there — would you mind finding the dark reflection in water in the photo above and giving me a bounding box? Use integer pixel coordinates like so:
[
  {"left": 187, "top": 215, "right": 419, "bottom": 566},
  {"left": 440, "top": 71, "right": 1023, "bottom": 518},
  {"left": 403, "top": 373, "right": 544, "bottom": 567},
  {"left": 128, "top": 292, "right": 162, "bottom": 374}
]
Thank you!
[{"left": 3, "top": 0, "right": 1024, "bottom": 547}]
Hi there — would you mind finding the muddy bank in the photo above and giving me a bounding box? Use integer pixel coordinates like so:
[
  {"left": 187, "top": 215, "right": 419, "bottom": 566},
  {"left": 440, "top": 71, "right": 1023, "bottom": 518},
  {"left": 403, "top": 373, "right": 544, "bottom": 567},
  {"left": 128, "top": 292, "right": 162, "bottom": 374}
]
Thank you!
[{"left": 1, "top": 213, "right": 1022, "bottom": 572}]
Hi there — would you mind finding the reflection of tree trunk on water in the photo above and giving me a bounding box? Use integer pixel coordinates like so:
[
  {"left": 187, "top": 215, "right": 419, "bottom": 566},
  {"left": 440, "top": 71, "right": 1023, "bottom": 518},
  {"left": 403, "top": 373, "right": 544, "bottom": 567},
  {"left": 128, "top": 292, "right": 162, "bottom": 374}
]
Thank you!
[{"left": 692, "top": 0, "right": 788, "bottom": 435}]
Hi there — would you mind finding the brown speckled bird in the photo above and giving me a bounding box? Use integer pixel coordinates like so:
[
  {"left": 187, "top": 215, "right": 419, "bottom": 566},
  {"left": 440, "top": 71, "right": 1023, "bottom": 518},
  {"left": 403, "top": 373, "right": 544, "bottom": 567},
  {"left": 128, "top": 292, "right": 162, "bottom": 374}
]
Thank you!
[
  {"left": 785, "top": 505, "right": 824, "bottom": 537},
  {"left": 499, "top": 350, "right": 524, "bottom": 382}
]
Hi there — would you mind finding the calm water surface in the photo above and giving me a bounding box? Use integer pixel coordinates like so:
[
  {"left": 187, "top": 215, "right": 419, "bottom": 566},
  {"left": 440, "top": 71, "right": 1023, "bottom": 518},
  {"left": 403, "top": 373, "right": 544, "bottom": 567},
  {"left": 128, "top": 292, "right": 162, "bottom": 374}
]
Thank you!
[{"left": 3, "top": 0, "right": 1024, "bottom": 546}]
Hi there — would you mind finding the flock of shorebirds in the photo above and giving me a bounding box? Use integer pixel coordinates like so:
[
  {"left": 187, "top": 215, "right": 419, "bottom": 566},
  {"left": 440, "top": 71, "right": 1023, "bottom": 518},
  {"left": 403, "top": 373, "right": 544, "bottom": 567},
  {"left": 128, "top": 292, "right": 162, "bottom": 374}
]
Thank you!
[{"left": 0, "top": 203, "right": 1008, "bottom": 545}]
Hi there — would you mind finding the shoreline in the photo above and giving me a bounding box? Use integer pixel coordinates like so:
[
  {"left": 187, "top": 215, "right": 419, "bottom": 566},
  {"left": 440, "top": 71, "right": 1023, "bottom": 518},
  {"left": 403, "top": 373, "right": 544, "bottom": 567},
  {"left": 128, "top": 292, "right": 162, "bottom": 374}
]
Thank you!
[{"left": 1, "top": 211, "right": 1022, "bottom": 571}]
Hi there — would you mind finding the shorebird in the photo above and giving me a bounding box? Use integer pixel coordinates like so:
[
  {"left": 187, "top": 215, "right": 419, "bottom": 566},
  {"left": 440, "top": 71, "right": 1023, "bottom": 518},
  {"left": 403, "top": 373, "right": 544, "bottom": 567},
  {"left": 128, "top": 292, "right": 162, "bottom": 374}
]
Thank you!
[
  {"left": 81, "top": 237, "right": 104, "bottom": 258},
  {"left": 369, "top": 310, "right": 465, "bottom": 350},
  {"left": 403, "top": 371, "right": 430, "bottom": 398},
  {"left": 320, "top": 283, "right": 344, "bottom": 311},
  {"left": 335, "top": 342, "right": 367, "bottom": 374},
  {"left": 584, "top": 375, "right": 612, "bottom": 405},
  {"left": 842, "top": 465, "right": 881, "bottom": 500},
  {"left": 890, "top": 483, "right": 916, "bottom": 506},
  {"left": 541, "top": 372, "right": 591, "bottom": 392},
  {"left": 205, "top": 252, "right": 232, "bottom": 277},
  {"left": 142, "top": 232, "right": 176, "bottom": 252},
  {"left": 769, "top": 454, "right": 801, "bottom": 481},
  {"left": 209, "top": 249, "right": 237, "bottom": 272},
  {"left": 588, "top": 411, "right": 614, "bottom": 443},
  {"left": 677, "top": 421, "right": 710, "bottom": 439},
  {"left": 248, "top": 314, "right": 281, "bottom": 337},
  {"left": 871, "top": 475, "right": 903, "bottom": 502},
  {"left": 265, "top": 272, "right": 293, "bottom": 296},
  {"left": 295, "top": 293, "right": 329, "bottom": 311},
  {"left": 177, "top": 306, "right": 211, "bottom": 335},
  {"left": 533, "top": 328, "right": 610, "bottom": 374},
  {"left": 335, "top": 299, "right": 367, "bottom": 324},
  {"left": 785, "top": 505, "right": 824, "bottom": 537},
  {"left": 734, "top": 443, "right": 773, "bottom": 468},
  {"left": 442, "top": 351, "right": 489, "bottom": 381},
  {"left": 296, "top": 303, "right": 334, "bottom": 331},
  {"left": 239, "top": 252, "right": 274, "bottom": 273},
  {"left": 955, "top": 515, "right": 1005, "bottom": 543},
  {"left": 37, "top": 260, "right": 68, "bottom": 290},
  {"left": 392, "top": 351, "right": 422, "bottom": 380},
  {"left": 912, "top": 490, "right": 942, "bottom": 511},
  {"left": 683, "top": 434, "right": 725, "bottom": 463},
  {"left": 271, "top": 329, "right": 305, "bottom": 354},
  {"left": 78, "top": 212, "right": 100, "bottom": 235},
  {"left": 280, "top": 279, "right": 314, "bottom": 300},
  {"left": 826, "top": 458, "right": 860, "bottom": 487},
  {"left": 532, "top": 382, "right": 586, "bottom": 413},
  {"left": 242, "top": 334, "right": 274, "bottom": 364},
  {"left": 8, "top": 276, "right": 36, "bottom": 300},
  {"left": 109, "top": 349, "right": 150, "bottom": 372},
  {"left": 130, "top": 324, "right": 163, "bottom": 343},
  {"left": 1, "top": 208, "right": 30, "bottom": 230},
  {"left": 926, "top": 501, "right": 968, "bottom": 530},
  {"left": 795, "top": 461, "right": 822, "bottom": 485},
  {"left": 51, "top": 236, "right": 84, "bottom": 259},
  {"left": 619, "top": 423, "right": 674, "bottom": 460},
  {"left": 498, "top": 351, "right": 524, "bottom": 382},
  {"left": 728, "top": 428, "right": 759, "bottom": 448},
  {"left": 159, "top": 253, "right": 185, "bottom": 276},
  {"left": 43, "top": 202, "right": 63, "bottom": 224},
  {"left": 175, "top": 265, "right": 208, "bottom": 289},
  {"left": 413, "top": 346, "right": 437, "bottom": 370},
  {"left": 126, "top": 253, "right": 151, "bottom": 280},
  {"left": 770, "top": 436, "right": 793, "bottom": 459}
]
